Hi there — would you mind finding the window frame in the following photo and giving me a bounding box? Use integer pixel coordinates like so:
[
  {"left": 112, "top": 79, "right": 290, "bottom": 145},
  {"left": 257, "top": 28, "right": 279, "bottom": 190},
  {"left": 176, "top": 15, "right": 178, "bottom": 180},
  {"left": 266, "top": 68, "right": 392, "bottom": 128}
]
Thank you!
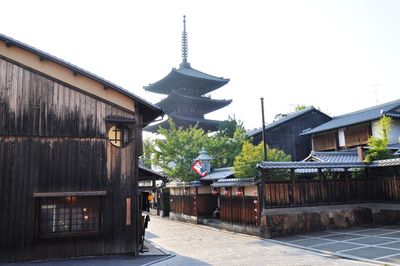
[{"left": 35, "top": 195, "right": 103, "bottom": 238}]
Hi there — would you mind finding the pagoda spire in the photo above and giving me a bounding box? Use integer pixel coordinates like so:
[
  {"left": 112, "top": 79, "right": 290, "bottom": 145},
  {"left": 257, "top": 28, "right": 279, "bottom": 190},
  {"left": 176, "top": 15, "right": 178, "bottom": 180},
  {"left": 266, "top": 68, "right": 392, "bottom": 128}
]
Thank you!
[{"left": 181, "top": 15, "right": 190, "bottom": 68}]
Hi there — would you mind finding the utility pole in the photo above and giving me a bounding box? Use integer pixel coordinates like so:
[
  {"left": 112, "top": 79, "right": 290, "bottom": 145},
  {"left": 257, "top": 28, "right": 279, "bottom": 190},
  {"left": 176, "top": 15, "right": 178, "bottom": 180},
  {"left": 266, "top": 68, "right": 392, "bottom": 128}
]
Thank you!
[{"left": 260, "top": 98, "right": 267, "bottom": 161}]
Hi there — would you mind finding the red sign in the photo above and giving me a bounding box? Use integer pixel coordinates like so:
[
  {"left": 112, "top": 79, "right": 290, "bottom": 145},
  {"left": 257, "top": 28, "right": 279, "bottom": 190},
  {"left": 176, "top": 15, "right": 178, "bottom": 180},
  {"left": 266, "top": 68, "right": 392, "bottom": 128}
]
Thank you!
[{"left": 191, "top": 160, "right": 207, "bottom": 177}]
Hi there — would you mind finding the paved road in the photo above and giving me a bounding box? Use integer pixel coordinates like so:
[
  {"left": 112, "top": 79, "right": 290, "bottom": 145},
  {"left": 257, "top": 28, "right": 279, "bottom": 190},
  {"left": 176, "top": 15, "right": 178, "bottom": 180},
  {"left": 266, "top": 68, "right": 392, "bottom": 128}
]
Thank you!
[
  {"left": 273, "top": 225, "right": 400, "bottom": 265},
  {"left": 146, "top": 216, "right": 372, "bottom": 266}
]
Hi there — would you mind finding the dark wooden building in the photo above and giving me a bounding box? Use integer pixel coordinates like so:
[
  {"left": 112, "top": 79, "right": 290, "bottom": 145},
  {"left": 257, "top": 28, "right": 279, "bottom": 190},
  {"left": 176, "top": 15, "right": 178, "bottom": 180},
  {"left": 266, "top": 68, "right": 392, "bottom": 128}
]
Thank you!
[
  {"left": 247, "top": 107, "right": 331, "bottom": 161},
  {"left": 0, "top": 34, "right": 163, "bottom": 262},
  {"left": 144, "top": 16, "right": 231, "bottom": 133}
]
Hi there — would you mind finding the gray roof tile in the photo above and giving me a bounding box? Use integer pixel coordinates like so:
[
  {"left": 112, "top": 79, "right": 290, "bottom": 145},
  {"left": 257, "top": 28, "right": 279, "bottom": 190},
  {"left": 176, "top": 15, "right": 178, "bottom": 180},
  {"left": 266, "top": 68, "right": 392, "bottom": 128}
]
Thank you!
[
  {"left": 210, "top": 177, "right": 259, "bottom": 187},
  {"left": 201, "top": 167, "right": 233, "bottom": 181},
  {"left": 247, "top": 106, "right": 329, "bottom": 136},
  {"left": 302, "top": 99, "right": 400, "bottom": 135},
  {"left": 258, "top": 158, "right": 400, "bottom": 170},
  {"left": 304, "top": 150, "right": 359, "bottom": 163}
]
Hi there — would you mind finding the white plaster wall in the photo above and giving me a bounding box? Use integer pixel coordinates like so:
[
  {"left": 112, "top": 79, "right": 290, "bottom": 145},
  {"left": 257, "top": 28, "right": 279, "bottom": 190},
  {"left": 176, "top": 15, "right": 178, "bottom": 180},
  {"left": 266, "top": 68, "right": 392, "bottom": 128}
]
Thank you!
[
  {"left": 372, "top": 119, "right": 400, "bottom": 144},
  {"left": 245, "top": 185, "right": 258, "bottom": 197},
  {"left": 197, "top": 185, "right": 211, "bottom": 194},
  {"left": 338, "top": 128, "right": 346, "bottom": 147}
]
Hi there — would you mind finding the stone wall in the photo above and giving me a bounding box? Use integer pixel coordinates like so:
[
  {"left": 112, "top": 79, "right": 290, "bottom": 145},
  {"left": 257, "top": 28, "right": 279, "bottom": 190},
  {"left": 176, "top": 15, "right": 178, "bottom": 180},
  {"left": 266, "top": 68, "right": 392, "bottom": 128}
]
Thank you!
[{"left": 261, "top": 203, "right": 400, "bottom": 238}]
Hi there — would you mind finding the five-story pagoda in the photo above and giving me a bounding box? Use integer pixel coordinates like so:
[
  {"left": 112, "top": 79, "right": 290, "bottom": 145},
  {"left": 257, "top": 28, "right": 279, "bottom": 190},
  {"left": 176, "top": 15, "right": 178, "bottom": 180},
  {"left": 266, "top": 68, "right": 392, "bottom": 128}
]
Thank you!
[{"left": 144, "top": 16, "right": 231, "bottom": 132}]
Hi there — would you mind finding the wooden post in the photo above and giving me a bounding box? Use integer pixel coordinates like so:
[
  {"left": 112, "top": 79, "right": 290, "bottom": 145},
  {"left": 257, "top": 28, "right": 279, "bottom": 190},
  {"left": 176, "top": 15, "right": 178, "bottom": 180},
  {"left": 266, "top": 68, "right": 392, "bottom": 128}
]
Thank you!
[
  {"left": 344, "top": 168, "right": 350, "bottom": 202},
  {"left": 318, "top": 168, "right": 325, "bottom": 202},
  {"left": 290, "top": 169, "right": 295, "bottom": 205}
]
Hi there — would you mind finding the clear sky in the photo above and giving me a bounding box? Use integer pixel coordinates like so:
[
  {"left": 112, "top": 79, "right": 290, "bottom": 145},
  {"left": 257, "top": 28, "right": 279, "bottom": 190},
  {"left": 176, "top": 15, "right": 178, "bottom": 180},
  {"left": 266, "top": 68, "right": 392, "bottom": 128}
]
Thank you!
[{"left": 1, "top": 0, "right": 399, "bottom": 131}]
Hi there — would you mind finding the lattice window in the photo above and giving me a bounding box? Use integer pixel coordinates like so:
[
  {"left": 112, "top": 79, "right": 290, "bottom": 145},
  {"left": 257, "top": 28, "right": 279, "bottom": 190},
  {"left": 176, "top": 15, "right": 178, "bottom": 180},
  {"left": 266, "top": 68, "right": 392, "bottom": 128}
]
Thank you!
[
  {"left": 108, "top": 124, "right": 131, "bottom": 148},
  {"left": 39, "top": 196, "right": 101, "bottom": 236}
]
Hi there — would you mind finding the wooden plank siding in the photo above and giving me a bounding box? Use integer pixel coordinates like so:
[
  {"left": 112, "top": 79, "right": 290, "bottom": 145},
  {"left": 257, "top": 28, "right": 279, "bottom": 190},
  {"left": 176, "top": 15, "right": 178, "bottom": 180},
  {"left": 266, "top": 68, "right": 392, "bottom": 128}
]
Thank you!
[
  {"left": 264, "top": 176, "right": 400, "bottom": 208},
  {"left": 0, "top": 57, "right": 140, "bottom": 262},
  {"left": 170, "top": 195, "right": 195, "bottom": 216},
  {"left": 312, "top": 131, "right": 338, "bottom": 151},
  {"left": 344, "top": 125, "right": 371, "bottom": 148},
  {"left": 220, "top": 196, "right": 258, "bottom": 226},
  {"left": 196, "top": 194, "right": 218, "bottom": 217}
]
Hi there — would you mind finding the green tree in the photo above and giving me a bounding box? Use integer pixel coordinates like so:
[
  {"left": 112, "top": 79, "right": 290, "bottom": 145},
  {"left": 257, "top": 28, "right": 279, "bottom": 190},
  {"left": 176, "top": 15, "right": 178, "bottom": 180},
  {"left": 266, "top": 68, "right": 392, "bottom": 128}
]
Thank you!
[
  {"left": 151, "top": 118, "right": 248, "bottom": 181},
  {"left": 294, "top": 104, "right": 309, "bottom": 111},
  {"left": 217, "top": 115, "right": 245, "bottom": 138},
  {"left": 364, "top": 116, "right": 393, "bottom": 163},
  {"left": 141, "top": 138, "right": 154, "bottom": 168},
  {"left": 205, "top": 126, "right": 247, "bottom": 169},
  {"left": 233, "top": 141, "right": 291, "bottom": 178},
  {"left": 152, "top": 120, "right": 205, "bottom": 181}
]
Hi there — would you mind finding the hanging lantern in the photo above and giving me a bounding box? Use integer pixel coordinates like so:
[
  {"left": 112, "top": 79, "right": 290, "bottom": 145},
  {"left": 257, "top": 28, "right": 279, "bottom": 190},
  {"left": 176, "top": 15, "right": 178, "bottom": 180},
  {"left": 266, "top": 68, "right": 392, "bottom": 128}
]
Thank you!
[
  {"left": 147, "top": 194, "right": 154, "bottom": 201},
  {"left": 211, "top": 188, "right": 219, "bottom": 196},
  {"left": 236, "top": 187, "right": 243, "bottom": 197},
  {"left": 223, "top": 188, "right": 230, "bottom": 196}
]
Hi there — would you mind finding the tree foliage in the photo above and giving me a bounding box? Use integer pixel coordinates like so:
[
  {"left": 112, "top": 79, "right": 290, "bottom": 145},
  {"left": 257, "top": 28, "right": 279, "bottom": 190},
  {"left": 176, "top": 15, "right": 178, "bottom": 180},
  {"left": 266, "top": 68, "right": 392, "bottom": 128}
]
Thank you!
[
  {"left": 150, "top": 119, "right": 247, "bottom": 181},
  {"left": 294, "top": 104, "right": 309, "bottom": 111},
  {"left": 273, "top": 104, "right": 310, "bottom": 121},
  {"left": 152, "top": 120, "right": 205, "bottom": 181},
  {"left": 141, "top": 138, "right": 154, "bottom": 168},
  {"left": 233, "top": 141, "right": 291, "bottom": 178},
  {"left": 364, "top": 116, "right": 393, "bottom": 163},
  {"left": 217, "top": 115, "right": 245, "bottom": 138}
]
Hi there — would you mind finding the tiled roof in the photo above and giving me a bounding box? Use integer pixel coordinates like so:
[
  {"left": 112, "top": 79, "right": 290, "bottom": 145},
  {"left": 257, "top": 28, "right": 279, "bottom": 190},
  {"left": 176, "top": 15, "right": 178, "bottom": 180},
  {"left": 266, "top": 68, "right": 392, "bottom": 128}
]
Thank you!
[
  {"left": 0, "top": 34, "right": 163, "bottom": 124},
  {"left": 258, "top": 158, "right": 400, "bottom": 170},
  {"left": 201, "top": 167, "right": 234, "bottom": 181},
  {"left": 303, "top": 150, "right": 359, "bottom": 163},
  {"left": 176, "top": 66, "right": 229, "bottom": 83},
  {"left": 144, "top": 65, "right": 229, "bottom": 95},
  {"left": 138, "top": 166, "right": 167, "bottom": 180},
  {"left": 302, "top": 99, "right": 400, "bottom": 135},
  {"left": 247, "top": 106, "right": 329, "bottom": 136},
  {"left": 166, "top": 180, "right": 201, "bottom": 188},
  {"left": 210, "top": 177, "right": 259, "bottom": 188}
]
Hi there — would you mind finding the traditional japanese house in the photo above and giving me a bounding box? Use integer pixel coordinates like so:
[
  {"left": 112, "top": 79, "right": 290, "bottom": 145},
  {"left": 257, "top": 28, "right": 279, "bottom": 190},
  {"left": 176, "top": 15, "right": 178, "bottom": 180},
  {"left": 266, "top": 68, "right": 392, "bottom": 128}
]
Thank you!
[
  {"left": 247, "top": 106, "right": 331, "bottom": 161},
  {"left": 302, "top": 99, "right": 400, "bottom": 151},
  {"left": 144, "top": 16, "right": 231, "bottom": 133},
  {"left": 138, "top": 165, "right": 167, "bottom": 216},
  {"left": 0, "top": 34, "right": 163, "bottom": 262}
]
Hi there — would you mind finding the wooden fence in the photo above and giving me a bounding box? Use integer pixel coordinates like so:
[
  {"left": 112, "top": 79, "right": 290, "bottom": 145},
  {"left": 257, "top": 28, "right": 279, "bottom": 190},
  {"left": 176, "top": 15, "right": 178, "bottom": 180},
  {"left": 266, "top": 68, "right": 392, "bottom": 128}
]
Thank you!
[
  {"left": 220, "top": 196, "right": 258, "bottom": 226},
  {"left": 170, "top": 195, "right": 195, "bottom": 216},
  {"left": 265, "top": 176, "right": 400, "bottom": 208},
  {"left": 197, "top": 194, "right": 218, "bottom": 217},
  {"left": 170, "top": 194, "right": 218, "bottom": 217}
]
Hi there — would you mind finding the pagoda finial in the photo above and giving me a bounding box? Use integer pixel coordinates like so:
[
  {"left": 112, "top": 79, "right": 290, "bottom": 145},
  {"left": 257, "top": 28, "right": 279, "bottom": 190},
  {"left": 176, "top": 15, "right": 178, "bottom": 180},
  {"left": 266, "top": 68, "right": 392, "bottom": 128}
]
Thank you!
[{"left": 181, "top": 15, "right": 190, "bottom": 68}]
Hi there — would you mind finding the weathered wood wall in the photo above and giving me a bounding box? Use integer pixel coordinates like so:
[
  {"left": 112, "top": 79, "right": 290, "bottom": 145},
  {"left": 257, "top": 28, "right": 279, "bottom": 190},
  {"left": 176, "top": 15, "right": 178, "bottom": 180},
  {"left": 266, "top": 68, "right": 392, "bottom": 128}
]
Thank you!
[
  {"left": 0, "top": 57, "right": 139, "bottom": 262},
  {"left": 312, "top": 131, "right": 338, "bottom": 151},
  {"left": 344, "top": 124, "right": 371, "bottom": 148}
]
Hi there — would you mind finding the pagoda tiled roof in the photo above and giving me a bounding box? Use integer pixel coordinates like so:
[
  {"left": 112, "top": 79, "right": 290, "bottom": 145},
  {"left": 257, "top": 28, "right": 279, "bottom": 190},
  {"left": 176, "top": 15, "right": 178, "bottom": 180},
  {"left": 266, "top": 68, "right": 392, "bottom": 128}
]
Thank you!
[
  {"left": 157, "top": 90, "right": 232, "bottom": 114},
  {"left": 144, "top": 113, "right": 223, "bottom": 133},
  {"left": 144, "top": 64, "right": 229, "bottom": 95}
]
